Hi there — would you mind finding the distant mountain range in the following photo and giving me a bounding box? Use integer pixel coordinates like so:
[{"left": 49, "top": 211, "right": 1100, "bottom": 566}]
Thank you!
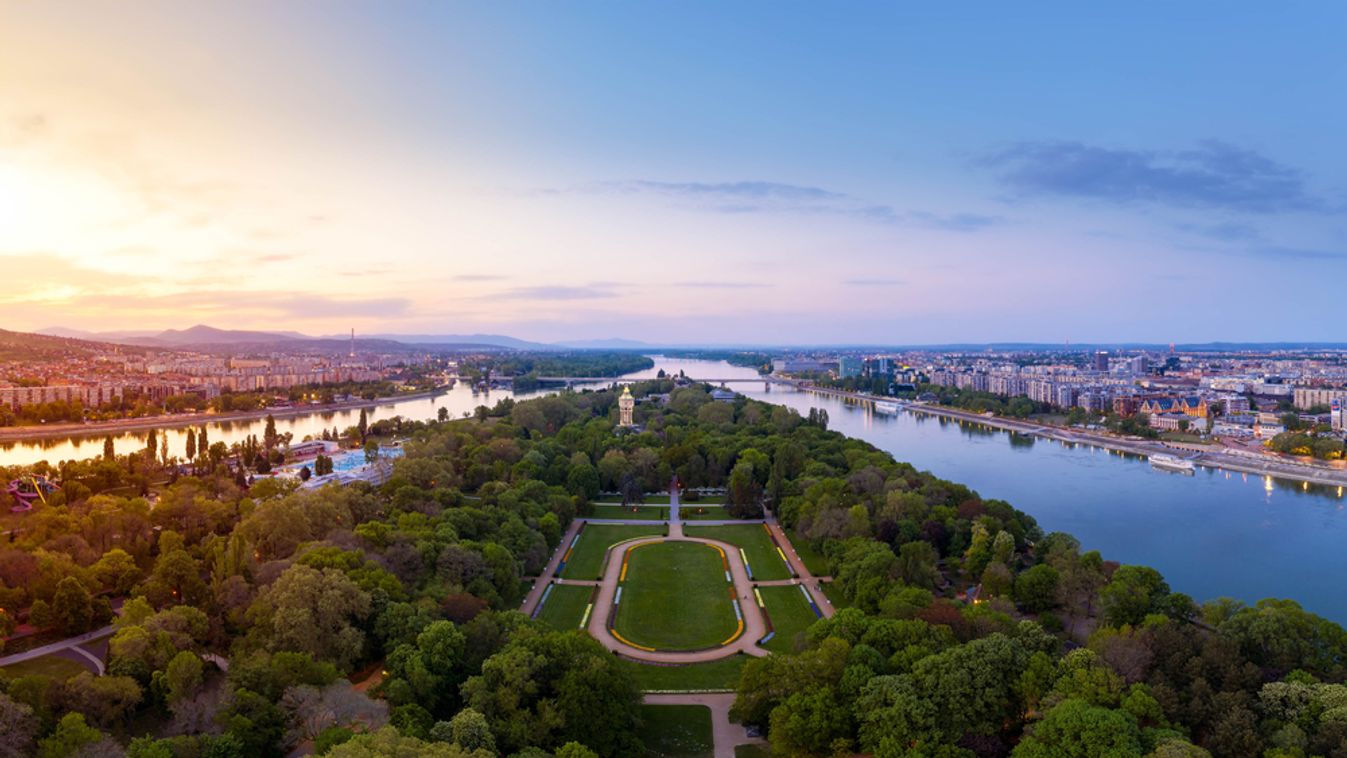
[
  {"left": 36, "top": 325, "right": 660, "bottom": 352},
  {"left": 37, "top": 325, "right": 412, "bottom": 353},
  {"left": 1, "top": 328, "right": 151, "bottom": 362},
  {"left": 31, "top": 326, "right": 1347, "bottom": 354}
]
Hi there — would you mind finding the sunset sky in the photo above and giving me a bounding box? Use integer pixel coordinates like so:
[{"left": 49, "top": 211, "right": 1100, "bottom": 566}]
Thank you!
[{"left": 3, "top": 3, "right": 1345, "bottom": 344}]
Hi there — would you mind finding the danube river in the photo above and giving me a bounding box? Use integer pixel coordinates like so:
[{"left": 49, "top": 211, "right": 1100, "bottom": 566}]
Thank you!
[
  {"left": 3, "top": 356, "right": 1345, "bottom": 623},
  {"left": 656, "top": 358, "right": 1347, "bottom": 624}
]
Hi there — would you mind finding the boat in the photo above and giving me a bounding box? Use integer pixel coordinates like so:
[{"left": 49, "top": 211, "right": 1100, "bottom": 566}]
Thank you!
[
  {"left": 1149, "top": 454, "right": 1195, "bottom": 474},
  {"left": 874, "top": 400, "right": 900, "bottom": 415}
]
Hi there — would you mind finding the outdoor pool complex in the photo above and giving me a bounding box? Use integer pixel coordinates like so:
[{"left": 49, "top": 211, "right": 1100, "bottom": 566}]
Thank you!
[{"left": 288, "top": 445, "right": 403, "bottom": 474}]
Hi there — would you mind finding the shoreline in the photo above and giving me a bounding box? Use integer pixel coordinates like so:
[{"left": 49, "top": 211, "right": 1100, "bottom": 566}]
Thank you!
[
  {"left": 791, "top": 384, "right": 1347, "bottom": 489},
  {"left": 0, "top": 388, "right": 450, "bottom": 444}
]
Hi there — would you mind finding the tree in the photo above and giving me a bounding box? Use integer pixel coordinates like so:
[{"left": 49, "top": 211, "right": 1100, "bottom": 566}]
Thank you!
[
  {"left": 619, "top": 473, "right": 643, "bottom": 507},
  {"left": 1011, "top": 699, "right": 1141, "bottom": 757},
  {"left": 727, "top": 461, "right": 763, "bottom": 519},
  {"left": 161, "top": 651, "right": 204, "bottom": 706},
  {"left": 447, "top": 708, "right": 494, "bottom": 753},
  {"left": 1015, "top": 564, "right": 1061, "bottom": 613},
  {"left": 185, "top": 428, "right": 196, "bottom": 463},
  {"left": 219, "top": 688, "right": 286, "bottom": 756},
  {"left": 37, "top": 713, "right": 107, "bottom": 758},
  {"left": 327, "top": 726, "right": 484, "bottom": 756},
  {"left": 142, "top": 548, "right": 209, "bottom": 607},
  {"left": 383, "top": 621, "right": 467, "bottom": 715},
  {"left": 0, "top": 692, "right": 37, "bottom": 758},
  {"left": 462, "top": 630, "right": 642, "bottom": 756},
  {"left": 1100, "top": 565, "right": 1170, "bottom": 627},
  {"left": 358, "top": 408, "right": 369, "bottom": 443},
  {"left": 566, "top": 462, "right": 601, "bottom": 501},
  {"left": 365, "top": 440, "right": 380, "bottom": 465},
  {"left": 247, "top": 564, "right": 371, "bottom": 670},
  {"left": 895, "top": 540, "right": 938, "bottom": 590},
  {"left": 264, "top": 414, "right": 279, "bottom": 450},
  {"left": 856, "top": 632, "right": 1037, "bottom": 752},
  {"left": 51, "top": 576, "right": 94, "bottom": 634},
  {"left": 146, "top": 428, "right": 157, "bottom": 457},
  {"left": 437, "top": 407, "right": 449, "bottom": 422},
  {"left": 93, "top": 548, "right": 142, "bottom": 594},
  {"left": 103, "top": 435, "right": 115, "bottom": 461},
  {"left": 768, "top": 686, "right": 852, "bottom": 756}
]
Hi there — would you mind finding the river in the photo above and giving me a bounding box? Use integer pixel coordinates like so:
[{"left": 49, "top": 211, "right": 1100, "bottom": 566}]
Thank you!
[
  {"left": 650, "top": 358, "right": 1347, "bottom": 624},
  {"left": 4, "top": 356, "right": 1345, "bottom": 623}
]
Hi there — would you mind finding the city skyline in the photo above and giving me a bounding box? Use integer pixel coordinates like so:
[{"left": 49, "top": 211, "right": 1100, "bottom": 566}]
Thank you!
[{"left": 3, "top": 3, "right": 1346, "bottom": 343}]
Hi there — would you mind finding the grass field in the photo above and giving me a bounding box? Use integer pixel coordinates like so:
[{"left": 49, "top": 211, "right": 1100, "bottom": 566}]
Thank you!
[
  {"left": 1, "top": 654, "right": 90, "bottom": 681},
  {"left": 680, "top": 505, "right": 734, "bottom": 521},
  {"left": 627, "top": 655, "right": 749, "bottom": 691},
  {"left": 789, "top": 537, "right": 831, "bottom": 577},
  {"left": 734, "top": 744, "right": 771, "bottom": 758},
  {"left": 759, "top": 585, "right": 820, "bottom": 654},
  {"left": 561, "top": 524, "right": 666, "bottom": 579},
  {"left": 598, "top": 494, "right": 672, "bottom": 504},
  {"left": 590, "top": 504, "right": 667, "bottom": 520},
  {"left": 684, "top": 524, "right": 791, "bottom": 581},
  {"left": 534, "top": 583, "right": 593, "bottom": 631},
  {"left": 640, "top": 704, "right": 713, "bottom": 758},
  {"left": 613, "top": 542, "right": 738, "bottom": 650},
  {"left": 820, "top": 581, "right": 850, "bottom": 610}
]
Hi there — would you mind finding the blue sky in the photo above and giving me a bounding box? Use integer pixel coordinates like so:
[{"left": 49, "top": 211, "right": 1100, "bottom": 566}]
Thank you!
[{"left": 2, "top": 3, "right": 1345, "bottom": 343}]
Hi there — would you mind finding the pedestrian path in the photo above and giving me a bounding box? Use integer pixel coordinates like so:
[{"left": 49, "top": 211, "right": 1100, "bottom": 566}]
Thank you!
[{"left": 644, "top": 692, "right": 765, "bottom": 758}]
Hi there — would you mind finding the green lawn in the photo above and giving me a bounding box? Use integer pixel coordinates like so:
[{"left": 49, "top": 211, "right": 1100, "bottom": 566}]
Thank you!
[
  {"left": 734, "top": 745, "right": 772, "bottom": 758},
  {"left": 534, "top": 583, "right": 593, "bottom": 631},
  {"left": 789, "top": 536, "right": 831, "bottom": 577},
  {"left": 591, "top": 504, "right": 667, "bottom": 520},
  {"left": 613, "top": 542, "right": 738, "bottom": 651},
  {"left": 759, "top": 585, "right": 820, "bottom": 654},
  {"left": 680, "top": 505, "right": 734, "bottom": 521},
  {"left": 561, "top": 524, "right": 666, "bottom": 579},
  {"left": 640, "top": 704, "right": 713, "bottom": 758},
  {"left": 598, "top": 494, "right": 672, "bottom": 504},
  {"left": 820, "top": 581, "right": 850, "bottom": 610},
  {"left": 1, "top": 655, "right": 91, "bottom": 681},
  {"left": 684, "top": 524, "right": 791, "bottom": 581},
  {"left": 627, "top": 655, "right": 749, "bottom": 691}
]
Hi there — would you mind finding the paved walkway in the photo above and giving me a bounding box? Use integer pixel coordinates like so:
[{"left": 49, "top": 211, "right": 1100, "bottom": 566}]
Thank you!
[
  {"left": 0, "top": 623, "right": 117, "bottom": 672},
  {"left": 644, "top": 692, "right": 764, "bottom": 758},
  {"left": 520, "top": 519, "right": 584, "bottom": 616},
  {"left": 521, "top": 486, "right": 834, "bottom": 656},
  {"left": 764, "top": 519, "right": 835, "bottom": 619},
  {"left": 587, "top": 531, "right": 770, "bottom": 662}
]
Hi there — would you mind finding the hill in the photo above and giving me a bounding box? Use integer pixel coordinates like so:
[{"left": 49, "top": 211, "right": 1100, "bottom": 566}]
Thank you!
[{"left": 0, "top": 328, "right": 147, "bottom": 362}]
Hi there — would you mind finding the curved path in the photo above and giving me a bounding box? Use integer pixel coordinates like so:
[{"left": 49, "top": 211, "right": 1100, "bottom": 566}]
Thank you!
[{"left": 587, "top": 522, "right": 770, "bottom": 662}]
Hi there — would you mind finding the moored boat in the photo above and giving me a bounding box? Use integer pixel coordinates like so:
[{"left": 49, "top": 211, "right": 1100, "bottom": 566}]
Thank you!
[{"left": 1150, "top": 453, "right": 1195, "bottom": 473}]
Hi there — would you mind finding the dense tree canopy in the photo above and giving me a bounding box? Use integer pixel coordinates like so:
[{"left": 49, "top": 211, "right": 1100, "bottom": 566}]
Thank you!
[{"left": 0, "top": 380, "right": 1344, "bottom": 756}]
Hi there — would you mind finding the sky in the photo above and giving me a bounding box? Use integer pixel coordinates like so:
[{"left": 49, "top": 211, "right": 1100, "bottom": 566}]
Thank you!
[{"left": 2, "top": 3, "right": 1345, "bottom": 345}]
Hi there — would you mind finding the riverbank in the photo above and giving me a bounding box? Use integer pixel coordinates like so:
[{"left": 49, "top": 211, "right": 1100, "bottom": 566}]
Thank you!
[
  {"left": 789, "top": 383, "right": 1347, "bottom": 488},
  {"left": 0, "top": 387, "right": 451, "bottom": 444},
  {"left": 910, "top": 401, "right": 1347, "bottom": 488}
]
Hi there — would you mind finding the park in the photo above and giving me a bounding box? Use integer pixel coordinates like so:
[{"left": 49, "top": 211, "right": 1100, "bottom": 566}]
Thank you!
[{"left": 521, "top": 483, "right": 833, "bottom": 757}]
